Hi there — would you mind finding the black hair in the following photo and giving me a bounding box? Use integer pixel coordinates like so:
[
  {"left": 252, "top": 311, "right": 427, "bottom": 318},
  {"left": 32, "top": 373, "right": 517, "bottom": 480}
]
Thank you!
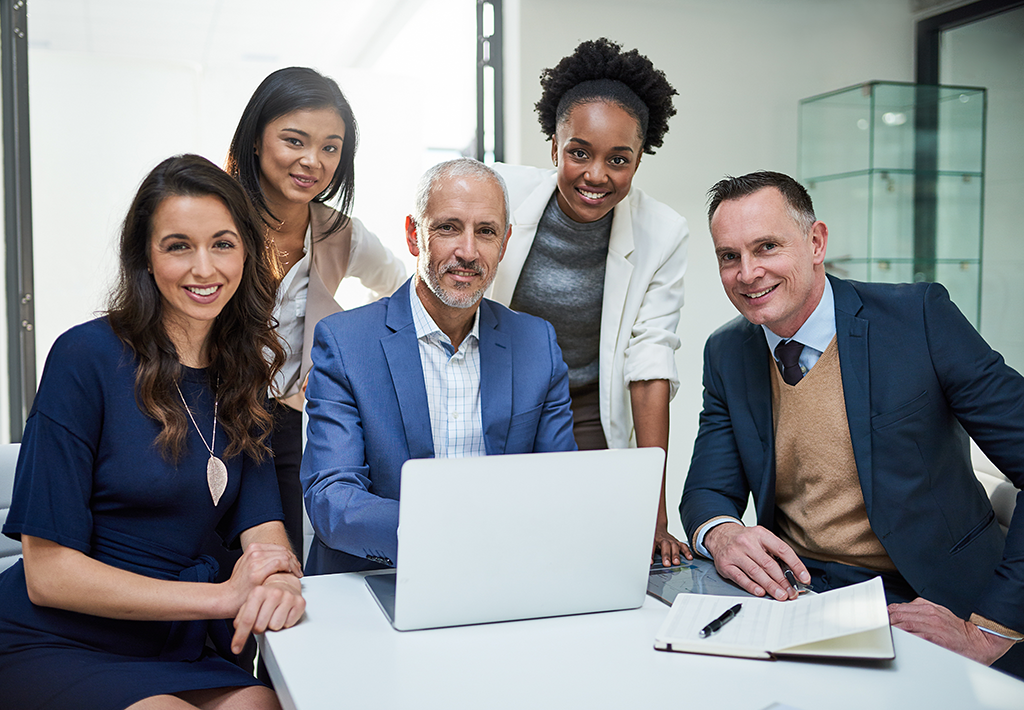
[
  {"left": 706, "top": 171, "right": 816, "bottom": 231},
  {"left": 535, "top": 38, "right": 677, "bottom": 155},
  {"left": 225, "top": 66, "right": 358, "bottom": 238}
]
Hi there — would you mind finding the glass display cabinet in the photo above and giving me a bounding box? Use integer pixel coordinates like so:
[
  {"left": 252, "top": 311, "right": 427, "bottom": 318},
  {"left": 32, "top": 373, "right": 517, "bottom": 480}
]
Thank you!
[{"left": 798, "top": 81, "right": 986, "bottom": 326}]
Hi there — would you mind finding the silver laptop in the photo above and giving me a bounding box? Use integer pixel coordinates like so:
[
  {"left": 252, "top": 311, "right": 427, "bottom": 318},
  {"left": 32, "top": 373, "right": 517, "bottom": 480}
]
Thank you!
[{"left": 365, "top": 447, "right": 664, "bottom": 631}]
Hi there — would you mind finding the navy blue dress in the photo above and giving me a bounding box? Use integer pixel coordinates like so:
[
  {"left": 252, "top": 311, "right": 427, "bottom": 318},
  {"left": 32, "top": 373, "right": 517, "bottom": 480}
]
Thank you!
[{"left": 0, "top": 319, "right": 284, "bottom": 710}]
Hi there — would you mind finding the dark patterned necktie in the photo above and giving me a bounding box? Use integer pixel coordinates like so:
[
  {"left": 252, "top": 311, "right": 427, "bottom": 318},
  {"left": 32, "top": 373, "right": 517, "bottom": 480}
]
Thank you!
[{"left": 774, "top": 339, "right": 805, "bottom": 386}]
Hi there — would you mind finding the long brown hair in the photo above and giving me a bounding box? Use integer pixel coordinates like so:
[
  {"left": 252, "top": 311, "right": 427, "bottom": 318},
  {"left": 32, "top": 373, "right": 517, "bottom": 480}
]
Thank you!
[{"left": 107, "top": 154, "right": 285, "bottom": 461}]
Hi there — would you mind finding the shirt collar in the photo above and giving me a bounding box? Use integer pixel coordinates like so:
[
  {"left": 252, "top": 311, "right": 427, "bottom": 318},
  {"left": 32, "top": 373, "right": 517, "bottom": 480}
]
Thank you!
[
  {"left": 410, "top": 277, "right": 480, "bottom": 348},
  {"left": 761, "top": 277, "right": 836, "bottom": 355}
]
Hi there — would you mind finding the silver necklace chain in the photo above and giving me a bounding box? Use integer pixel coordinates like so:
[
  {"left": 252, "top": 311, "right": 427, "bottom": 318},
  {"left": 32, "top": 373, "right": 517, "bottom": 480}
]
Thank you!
[
  {"left": 175, "top": 378, "right": 228, "bottom": 506},
  {"left": 176, "top": 381, "right": 217, "bottom": 456}
]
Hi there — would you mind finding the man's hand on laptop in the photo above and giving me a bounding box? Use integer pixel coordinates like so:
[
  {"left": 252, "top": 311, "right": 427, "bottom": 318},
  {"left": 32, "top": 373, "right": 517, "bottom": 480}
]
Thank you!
[
  {"left": 704, "top": 523, "right": 808, "bottom": 601},
  {"left": 652, "top": 524, "right": 693, "bottom": 567}
]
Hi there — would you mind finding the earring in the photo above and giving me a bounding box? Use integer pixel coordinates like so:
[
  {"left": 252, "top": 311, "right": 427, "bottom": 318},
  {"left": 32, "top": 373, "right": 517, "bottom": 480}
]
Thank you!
[{"left": 553, "top": 156, "right": 558, "bottom": 167}]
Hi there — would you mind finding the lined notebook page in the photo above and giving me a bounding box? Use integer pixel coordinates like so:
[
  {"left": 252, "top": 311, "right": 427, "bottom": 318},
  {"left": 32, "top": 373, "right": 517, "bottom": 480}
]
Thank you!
[
  {"left": 660, "top": 595, "right": 774, "bottom": 648},
  {"left": 659, "top": 577, "right": 887, "bottom": 651},
  {"left": 773, "top": 577, "right": 887, "bottom": 649}
]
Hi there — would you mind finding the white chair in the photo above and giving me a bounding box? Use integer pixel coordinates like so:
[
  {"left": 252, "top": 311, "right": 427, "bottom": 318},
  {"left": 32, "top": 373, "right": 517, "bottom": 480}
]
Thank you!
[
  {"left": 0, "top": 443, "right": 23, "bottom": 572},
  {"left": 972, "top": 440, "right": 1019, "bottom": 535}
]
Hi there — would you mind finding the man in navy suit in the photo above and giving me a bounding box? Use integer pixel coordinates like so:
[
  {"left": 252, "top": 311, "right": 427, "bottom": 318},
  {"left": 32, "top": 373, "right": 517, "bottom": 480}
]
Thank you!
[
  {"left": 680, "top": 171, "right": 1023, "bottom": 673},
  {"left": 301, "top": 158, "right": 576, "bottom": 575}
]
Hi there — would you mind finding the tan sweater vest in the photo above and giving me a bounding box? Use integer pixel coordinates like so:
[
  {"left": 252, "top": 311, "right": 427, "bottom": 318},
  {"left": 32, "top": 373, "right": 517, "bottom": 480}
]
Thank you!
[{"left": 770, "top": 337, "right": 896, "bottom": 572}]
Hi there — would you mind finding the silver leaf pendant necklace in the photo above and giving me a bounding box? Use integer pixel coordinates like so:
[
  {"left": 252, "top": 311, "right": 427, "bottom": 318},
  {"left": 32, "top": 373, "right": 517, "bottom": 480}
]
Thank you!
[{"left": 176, "top": 380, "right": 227, "bottom": 506}]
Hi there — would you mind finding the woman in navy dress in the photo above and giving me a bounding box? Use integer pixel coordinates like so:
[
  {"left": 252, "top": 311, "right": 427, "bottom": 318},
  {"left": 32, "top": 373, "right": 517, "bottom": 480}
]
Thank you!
[{"left": 0, "top": 155, "right": 305, "bottom": 710}]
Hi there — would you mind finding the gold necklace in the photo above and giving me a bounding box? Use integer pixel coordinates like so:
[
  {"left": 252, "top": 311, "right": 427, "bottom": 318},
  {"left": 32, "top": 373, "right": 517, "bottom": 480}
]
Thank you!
[{"left": 176, "top": 381, "right": 227, "bottom": 506}]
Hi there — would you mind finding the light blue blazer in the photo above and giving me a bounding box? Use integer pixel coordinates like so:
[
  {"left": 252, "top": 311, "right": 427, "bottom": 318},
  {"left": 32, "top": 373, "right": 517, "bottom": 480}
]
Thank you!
[{"left": 301, "top": 278, "right": 577, "bottom": 574}]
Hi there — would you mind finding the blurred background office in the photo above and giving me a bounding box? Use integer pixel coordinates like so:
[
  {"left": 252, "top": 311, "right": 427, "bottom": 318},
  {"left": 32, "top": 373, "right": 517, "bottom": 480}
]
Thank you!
[{"left": 1, "top": 0, "right": 1021, "bottom": 543}]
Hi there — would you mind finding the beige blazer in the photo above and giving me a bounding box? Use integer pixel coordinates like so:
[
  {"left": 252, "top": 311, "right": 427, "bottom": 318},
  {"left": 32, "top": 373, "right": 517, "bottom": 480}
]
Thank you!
[
  {"left": 283, "top": 202, "right": 405, "bottom": 406},
  {"left": 489, "top": 164, "right": 688, "bottom": 448}
]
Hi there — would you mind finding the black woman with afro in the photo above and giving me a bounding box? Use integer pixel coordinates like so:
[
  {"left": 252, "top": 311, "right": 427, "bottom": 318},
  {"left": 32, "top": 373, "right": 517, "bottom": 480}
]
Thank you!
[{"left": 489, "top": 39, "right": 691, "bottom": 566}]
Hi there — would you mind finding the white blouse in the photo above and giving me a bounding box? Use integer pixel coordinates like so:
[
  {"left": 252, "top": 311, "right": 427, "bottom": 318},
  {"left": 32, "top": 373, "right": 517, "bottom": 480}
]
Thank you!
[{"left": 271, "top": 223, "right": 313, "bottom": 399}]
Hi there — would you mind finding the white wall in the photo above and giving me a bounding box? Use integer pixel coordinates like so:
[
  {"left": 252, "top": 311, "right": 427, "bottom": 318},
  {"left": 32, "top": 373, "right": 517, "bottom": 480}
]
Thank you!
[
  {"left": 27, "top": 0, "right": 477, "bottom": 389},
  {"left": 941, "top": 7, "right": 1024, "bottom": 372},
  {"left": 21, "top": 0, "right": 920, "bottom": 485},
  {"left": 30, "top": 53, "right": 206, "bottom": 369},
  {"left": 507, "top": 0, "right": 916, "bottom": 537}
]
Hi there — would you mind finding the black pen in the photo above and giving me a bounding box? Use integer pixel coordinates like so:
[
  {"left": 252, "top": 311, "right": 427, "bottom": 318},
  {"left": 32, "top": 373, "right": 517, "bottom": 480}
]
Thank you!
[{"left": 699, "top": 603, "right": 742, "bottom": 638}]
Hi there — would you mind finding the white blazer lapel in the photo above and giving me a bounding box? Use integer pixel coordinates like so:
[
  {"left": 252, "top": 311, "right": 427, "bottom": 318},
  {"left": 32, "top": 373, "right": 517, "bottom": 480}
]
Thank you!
[
  {"left": 489, "top": 172, "right": 559, "bottom": 303},
  {"left": 597, "top": 195, "right": 637, "bottom": 442},
  {"left": 600, "top": 195, "right": 636, "bottom": 378},
  {"left": 300, "top": 206, "right": 350, "bottom": 381}
]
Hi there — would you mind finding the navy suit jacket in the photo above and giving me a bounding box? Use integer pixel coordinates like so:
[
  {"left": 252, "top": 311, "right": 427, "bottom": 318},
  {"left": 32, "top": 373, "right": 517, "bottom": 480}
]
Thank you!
[
  {"left": 681, "top": 275, "right": 1024, "bottom": 632},
  {"left": 301, "top": 278, "right": 577, "bottom": 574}
]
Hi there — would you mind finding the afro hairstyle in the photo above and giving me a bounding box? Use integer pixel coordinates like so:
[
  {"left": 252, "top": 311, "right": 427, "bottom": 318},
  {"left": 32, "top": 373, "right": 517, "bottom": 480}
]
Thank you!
[{"left": 535, "top": 38, "right": 677, "bottom": 155}]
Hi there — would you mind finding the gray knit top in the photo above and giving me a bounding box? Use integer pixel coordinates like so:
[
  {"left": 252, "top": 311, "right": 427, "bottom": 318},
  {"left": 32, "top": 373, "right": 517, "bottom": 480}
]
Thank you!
[{"left": 510, "top": 194, "right": 612, "bottom": 388}]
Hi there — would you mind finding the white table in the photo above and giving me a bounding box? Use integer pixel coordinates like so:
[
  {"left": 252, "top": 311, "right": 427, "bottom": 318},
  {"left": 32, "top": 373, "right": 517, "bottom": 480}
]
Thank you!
[{"left": 260, "top": 572, "right": 1024, "bottom": 710}]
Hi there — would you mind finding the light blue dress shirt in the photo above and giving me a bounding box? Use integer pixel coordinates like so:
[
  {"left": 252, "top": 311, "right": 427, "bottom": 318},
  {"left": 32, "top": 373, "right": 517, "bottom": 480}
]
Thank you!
[
  {"left": 409, "top": 283, "right": 487, "bottom": 459},
  {"left": 761, "top": 277, "right": 838, "bottom": 374}
]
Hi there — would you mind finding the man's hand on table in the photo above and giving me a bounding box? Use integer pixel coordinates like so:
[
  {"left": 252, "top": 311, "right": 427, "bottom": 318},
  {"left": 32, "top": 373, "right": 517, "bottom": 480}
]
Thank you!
[
  {"left": 888, "top": 597, "right": 1015, "bottom": 665},
  {"left": 703, "top": 522, "right": 809, "bottom": 601}
]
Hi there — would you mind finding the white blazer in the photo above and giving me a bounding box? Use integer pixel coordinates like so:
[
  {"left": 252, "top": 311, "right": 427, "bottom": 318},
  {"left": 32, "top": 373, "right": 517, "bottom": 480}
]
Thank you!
[
  {"left": 489, "top": 164, "right": 688, "bottom": 448},
  {"left": 289, "top": 202, "right": 406, "bottom": 403}
]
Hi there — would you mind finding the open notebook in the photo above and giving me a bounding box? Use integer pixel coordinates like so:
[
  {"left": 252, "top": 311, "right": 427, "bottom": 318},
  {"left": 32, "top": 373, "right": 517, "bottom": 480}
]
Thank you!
[{"left": 654, "top": 576, "right": 894, "bottom": 661}]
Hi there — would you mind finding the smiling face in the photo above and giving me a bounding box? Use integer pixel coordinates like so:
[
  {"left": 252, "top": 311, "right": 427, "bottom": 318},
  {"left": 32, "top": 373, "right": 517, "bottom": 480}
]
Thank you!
[
  {"left": 149, "top": 194, "right": 245, "bottom": 344},
  {"left": 256, "top": 107, "right": 346, "bottom": 210},
  {"left": 407, "top": 174, "right": 510, "bottom": 313},
  {"left": 551, "top": 100, "right": 643, "bottom": 223},
  {"left": 711, "top": 187, "right": 828, "bottom": 338}
]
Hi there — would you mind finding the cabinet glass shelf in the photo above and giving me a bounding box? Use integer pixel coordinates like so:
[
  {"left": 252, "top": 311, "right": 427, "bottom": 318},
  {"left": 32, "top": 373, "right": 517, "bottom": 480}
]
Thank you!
[{"left": 799, "top": 81, "right": 986, "bottom": 326}]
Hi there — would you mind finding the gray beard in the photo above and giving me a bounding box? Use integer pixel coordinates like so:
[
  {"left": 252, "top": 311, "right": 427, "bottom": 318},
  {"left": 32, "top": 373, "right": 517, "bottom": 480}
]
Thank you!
[{"left": 416, "top": 233, "right": 494, "bottom": 309}]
